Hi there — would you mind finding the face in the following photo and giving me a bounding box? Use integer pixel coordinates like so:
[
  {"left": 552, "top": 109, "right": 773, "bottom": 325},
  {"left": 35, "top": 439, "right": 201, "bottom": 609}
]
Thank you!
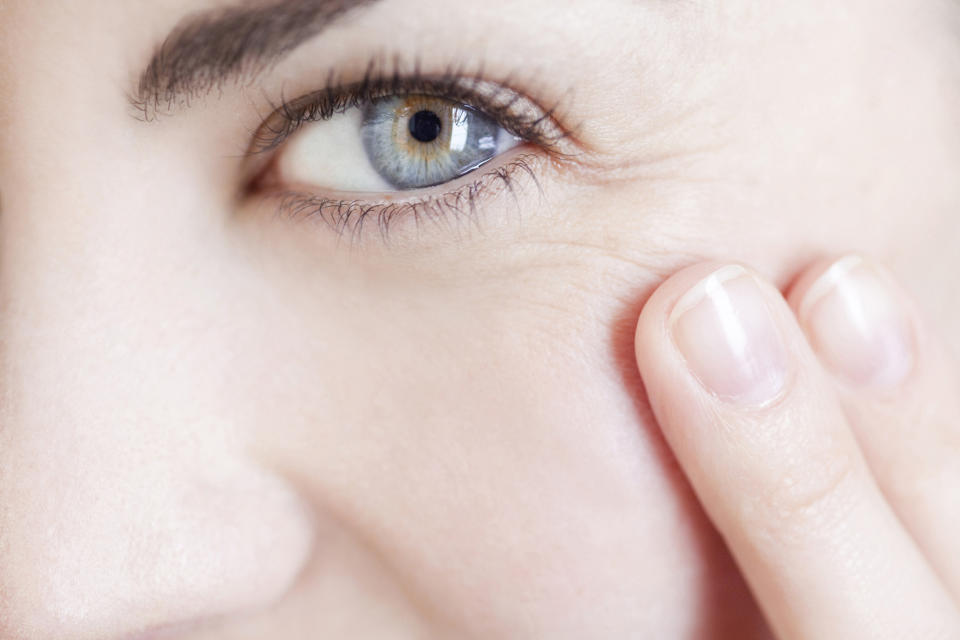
[{"left": 1, "top": 0, "right": 958, "bottom": 638}]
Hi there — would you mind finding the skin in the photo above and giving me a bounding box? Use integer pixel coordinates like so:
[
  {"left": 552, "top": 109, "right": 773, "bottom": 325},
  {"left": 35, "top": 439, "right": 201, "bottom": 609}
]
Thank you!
[{"left": 0, "top": 0, "right": 958, "bottom": 638}]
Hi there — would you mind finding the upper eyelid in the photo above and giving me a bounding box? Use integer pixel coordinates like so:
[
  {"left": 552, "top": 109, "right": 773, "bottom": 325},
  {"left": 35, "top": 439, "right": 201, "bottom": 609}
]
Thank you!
[
  {"left": 245, "top": 72, "right": 575, "bottom": 158},
  {"left": 237, "top": 64, "right": 574, "bottom": 245}
]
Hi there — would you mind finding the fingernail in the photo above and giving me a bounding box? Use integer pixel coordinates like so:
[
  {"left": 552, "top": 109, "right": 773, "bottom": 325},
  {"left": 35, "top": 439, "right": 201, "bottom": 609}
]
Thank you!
[
  {"left": 799, "top": 256, "right": 915, "bottom": 389},
  {"left": 671, "top": 265, "right": 790, "bottom": 406}
]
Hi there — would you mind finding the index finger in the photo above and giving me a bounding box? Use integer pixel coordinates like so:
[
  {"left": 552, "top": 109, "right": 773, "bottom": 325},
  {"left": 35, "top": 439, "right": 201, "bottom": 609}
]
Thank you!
[{"left": 634, "top": 263, "right": 960, "bottom": 640}]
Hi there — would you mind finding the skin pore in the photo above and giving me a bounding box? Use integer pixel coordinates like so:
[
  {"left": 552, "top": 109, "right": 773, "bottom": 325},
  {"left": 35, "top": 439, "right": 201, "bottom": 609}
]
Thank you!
[{"left": 0, "top": 0, "right": 959, "bottom": 638}]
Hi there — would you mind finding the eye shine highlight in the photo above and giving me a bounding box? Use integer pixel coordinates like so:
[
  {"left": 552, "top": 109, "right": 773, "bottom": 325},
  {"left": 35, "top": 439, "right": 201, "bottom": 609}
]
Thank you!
[{"left": 361, "top": 95, "right": 518, "bottom": 190}]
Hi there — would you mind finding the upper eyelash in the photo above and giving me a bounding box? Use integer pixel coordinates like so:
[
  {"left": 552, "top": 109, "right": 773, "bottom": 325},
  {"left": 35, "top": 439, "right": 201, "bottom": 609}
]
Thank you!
[{"left": 248, "top": 60, "right": 571, "bottom": 155}]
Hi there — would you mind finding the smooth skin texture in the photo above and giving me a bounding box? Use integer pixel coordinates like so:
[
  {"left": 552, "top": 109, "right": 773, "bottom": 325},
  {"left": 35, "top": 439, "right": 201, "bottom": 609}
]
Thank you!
[{"left": 0, "top": 0, "right": 958, "bottom": 639}]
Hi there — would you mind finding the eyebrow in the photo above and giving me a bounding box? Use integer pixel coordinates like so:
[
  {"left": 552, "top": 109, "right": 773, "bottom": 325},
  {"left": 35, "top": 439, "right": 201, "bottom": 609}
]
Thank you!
[{"left": 134, "top": 0, "right": 379, "bottom": 117}]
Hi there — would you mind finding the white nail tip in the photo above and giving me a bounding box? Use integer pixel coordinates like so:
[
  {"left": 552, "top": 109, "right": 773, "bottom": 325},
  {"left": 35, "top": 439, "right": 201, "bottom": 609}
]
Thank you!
[
  {"left": 671, "top": 265, "right": 751, "bottom": 323},
  {"left": 799, "top": 255, "right": 866, "bottom": 319}
]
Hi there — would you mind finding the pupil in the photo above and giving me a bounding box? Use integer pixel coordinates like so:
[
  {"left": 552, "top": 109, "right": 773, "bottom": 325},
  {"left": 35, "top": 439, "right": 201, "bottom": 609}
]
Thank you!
[{"left": 409, "top": 110, "right": 443, "bottom": 143}]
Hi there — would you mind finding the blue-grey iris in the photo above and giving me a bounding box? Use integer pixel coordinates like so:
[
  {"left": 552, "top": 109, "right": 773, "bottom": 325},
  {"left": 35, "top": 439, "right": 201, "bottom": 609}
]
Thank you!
[{"left": 361, "top": 96, "right": 501, "bottom": 190}]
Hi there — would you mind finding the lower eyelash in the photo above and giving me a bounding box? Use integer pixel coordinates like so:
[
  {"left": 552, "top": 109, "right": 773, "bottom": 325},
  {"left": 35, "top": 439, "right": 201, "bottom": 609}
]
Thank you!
[{"left": 267, "top": 155, "right": 542, "bottom": 246}]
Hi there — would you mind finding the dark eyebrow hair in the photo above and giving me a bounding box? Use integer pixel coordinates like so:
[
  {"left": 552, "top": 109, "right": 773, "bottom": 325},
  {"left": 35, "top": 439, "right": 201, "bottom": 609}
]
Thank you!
[{"left": 133, "top": 0, "right": 378, "bottom": 118}]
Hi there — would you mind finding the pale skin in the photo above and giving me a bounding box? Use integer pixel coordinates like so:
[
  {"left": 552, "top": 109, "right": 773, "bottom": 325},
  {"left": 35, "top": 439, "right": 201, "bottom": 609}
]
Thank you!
[{"left": 0, "top": 0, "right": 958, "bottom": 639}]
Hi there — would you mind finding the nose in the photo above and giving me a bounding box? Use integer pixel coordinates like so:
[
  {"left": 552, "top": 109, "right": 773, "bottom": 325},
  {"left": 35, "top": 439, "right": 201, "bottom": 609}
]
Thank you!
[{"left": 0, "top": 11, "right": 315, "bottom": 639}]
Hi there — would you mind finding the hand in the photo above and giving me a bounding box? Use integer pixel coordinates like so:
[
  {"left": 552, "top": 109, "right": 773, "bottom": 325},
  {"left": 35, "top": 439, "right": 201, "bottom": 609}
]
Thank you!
[{"left": 634, "top": 256, "right": 960, "bottom": 639}]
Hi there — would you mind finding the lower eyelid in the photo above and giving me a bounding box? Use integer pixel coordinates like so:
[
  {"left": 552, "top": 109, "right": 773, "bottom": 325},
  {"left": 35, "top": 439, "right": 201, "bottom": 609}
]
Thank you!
[{"left": 257, "top": 151, "right": 545, "bottom": 246}]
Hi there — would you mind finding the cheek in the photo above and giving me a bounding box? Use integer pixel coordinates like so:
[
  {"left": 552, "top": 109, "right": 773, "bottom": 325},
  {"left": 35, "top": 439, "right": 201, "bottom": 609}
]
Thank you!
[{"left": 246, "top": 252, "right": 760, "bottom": 636}]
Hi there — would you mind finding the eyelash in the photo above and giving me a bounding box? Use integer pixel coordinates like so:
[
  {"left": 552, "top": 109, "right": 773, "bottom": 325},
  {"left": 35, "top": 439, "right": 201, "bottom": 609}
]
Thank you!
[
  {"left": 268, "top": 155, "right": 543, "bottom": 245},
  {"left": 247, "top": 61, "right": 567, "bottom": 243},
  {"left": 250, "top": 62, "right": 568, "bottom": 154}
]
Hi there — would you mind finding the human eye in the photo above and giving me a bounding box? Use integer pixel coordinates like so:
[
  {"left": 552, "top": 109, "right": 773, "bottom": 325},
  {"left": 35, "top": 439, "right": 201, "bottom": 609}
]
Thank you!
[{"left": 245, "top": 64, "right": 571, "bottom": 243}]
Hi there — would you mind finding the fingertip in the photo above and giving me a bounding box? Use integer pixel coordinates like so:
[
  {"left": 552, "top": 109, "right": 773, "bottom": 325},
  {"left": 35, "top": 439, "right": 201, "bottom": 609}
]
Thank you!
[
  {"left": 636, "top": 261, "right": 794, "bottom": 410},
  {"left": 634, "top": 261, "right": 747, "bottom": 381},
  {"left": 635, "top": 262, "right": 741, "bottom": 340},
  {"left": 784, "top": 255, "right": 858, "bottom": 314},
  {"left": 787, "top": 254, "right": 918, "bottom": 391},
  {"left": 632, "top": 260, "right": 960, "bottom": 640}
]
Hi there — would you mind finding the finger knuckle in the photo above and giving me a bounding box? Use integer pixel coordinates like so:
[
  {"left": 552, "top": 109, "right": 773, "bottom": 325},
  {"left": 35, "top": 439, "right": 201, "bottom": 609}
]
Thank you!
[{"left": 746, "top": 445, "right": 860, "bottom": 547}]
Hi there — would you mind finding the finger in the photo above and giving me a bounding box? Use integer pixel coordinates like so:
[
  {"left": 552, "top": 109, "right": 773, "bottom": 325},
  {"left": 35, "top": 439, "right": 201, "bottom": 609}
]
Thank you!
[
  {"left": 788, "top": 255, "right": 960, "bottom": 598},
  {"left": 634, "top": 263, "right": 960, "bottom": 640}
]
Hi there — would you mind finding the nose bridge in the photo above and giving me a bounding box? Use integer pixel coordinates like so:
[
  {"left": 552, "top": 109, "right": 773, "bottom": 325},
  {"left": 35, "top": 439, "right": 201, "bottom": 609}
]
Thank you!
[
  {"left": 0, "top": 1, "right": 136, "bottom": 328},
  {"left": 0, "top": 14, "right": 318, "bottom": 640},
  {"left": 0, "top": 0, "right": 260, "bottom": 477},
  {"left": 0, "top": 0, "right": 224, "bottom": 414},
  {"left": 0, "top": 77, "right": 153, "bottom": 416},
  {"left": 0, "top": 1, "right": 119, "bottom": 435}
]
